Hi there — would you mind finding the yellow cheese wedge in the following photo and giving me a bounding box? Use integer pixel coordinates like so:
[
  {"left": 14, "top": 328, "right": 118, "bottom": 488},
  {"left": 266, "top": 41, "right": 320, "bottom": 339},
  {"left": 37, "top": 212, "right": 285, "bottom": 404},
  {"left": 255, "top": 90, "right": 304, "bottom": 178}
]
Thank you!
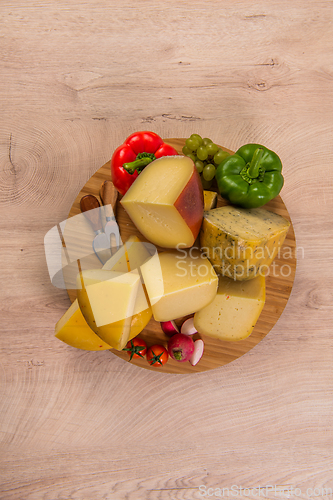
[
  {"left": 102, "top": 234, "right": 153, "bottom": 335},
  {"left": 194, "top": 274, "right": 266, "bottom": 341},
  {"left": 76, "top": 269, "right": 141, "bottom": 350},
  {"left": 140, "top": 250, "right": 218, "bottom": 322},
  {"left": 55, "top": 299, "right": 112, "bottom": 351},
  {"left": 102, "top": 235, "right": 151, "bottom": 273},
  {"left": 55, "top": 297, "right": 149, "bottom": 351},
  {"left": 203, "top": 190, "right": 218, "bottom": 211},
  {"left": 120, "top": 156, "right": 204, "bottom": 248},
  {"left": 200, "top": 206, "right": 290, "bottom": 280},
  {"left": 129, "top": 289, "right": 152, "bottom": 336},
  {"left": 55, "top": 235, "right": 154, "bottom": 351}
]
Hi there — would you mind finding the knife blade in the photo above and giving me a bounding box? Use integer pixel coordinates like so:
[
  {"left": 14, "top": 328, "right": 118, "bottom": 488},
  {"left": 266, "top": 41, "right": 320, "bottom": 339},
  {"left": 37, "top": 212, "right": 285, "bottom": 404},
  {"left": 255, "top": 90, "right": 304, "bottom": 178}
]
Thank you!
[
  {"left": 80, "top": 194, "right": 112, "bottom": 265},
  {"left": 99, "top": 180, "right": 122, "bottom": 254}
]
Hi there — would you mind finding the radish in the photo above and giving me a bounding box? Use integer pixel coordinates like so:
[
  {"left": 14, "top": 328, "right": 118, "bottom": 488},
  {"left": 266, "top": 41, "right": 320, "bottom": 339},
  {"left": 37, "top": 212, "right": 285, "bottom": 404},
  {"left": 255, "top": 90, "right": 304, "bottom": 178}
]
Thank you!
[
  {"left": 167, "top": 333, "right": 194, "bottom": 362},
  {"left": 189, "top": 339, "right": 204, "bottom": 366},
  {"left": 180, "top": 317, "right": 197, "bottom": 336},
  {"left": 160, "top": 320, "right": 179, "bottom": 337}
]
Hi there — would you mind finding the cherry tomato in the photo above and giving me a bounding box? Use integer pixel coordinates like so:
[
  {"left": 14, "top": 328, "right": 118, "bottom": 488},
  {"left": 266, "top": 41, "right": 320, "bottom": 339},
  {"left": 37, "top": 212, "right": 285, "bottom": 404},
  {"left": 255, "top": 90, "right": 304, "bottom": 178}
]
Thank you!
[
  {"left": 146, "top": 345, "right": 169, "bottom": 366},
  {"left": 123, "top": 338, "right": 147, "bottom": 361}
]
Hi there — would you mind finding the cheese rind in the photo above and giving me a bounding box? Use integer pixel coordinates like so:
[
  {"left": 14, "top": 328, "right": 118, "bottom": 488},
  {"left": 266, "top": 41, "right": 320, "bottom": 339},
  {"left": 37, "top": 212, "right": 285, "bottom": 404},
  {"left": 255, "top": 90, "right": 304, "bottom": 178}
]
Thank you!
[
  {"left": 193, "top": 275, "right": 266, "bottom": 341},
  {"left": 120, "top": 156, "right": 204, "bottom": 248},
  {"left": 140, "top": 250, "right": 218, "bottom": 322},
  {"left": 55, "top": 296, "right": 149, "bottom": 351},
  {"left": 56, "top": 234, "right": 154, "bottom": 352},
  {"left": 200, "top": 206, "right": 290, "bottom": 280},
  {"left": 55, "top": 299, "right": 112, "bottom": 351}
]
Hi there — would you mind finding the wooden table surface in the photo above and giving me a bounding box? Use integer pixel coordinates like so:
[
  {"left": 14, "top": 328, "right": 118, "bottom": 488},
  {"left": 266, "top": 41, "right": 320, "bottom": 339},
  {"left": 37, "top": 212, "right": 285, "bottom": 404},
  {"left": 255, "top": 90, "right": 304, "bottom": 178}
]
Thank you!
[{"left": 1, "top": 2, "right": 332, "bottom": 499}]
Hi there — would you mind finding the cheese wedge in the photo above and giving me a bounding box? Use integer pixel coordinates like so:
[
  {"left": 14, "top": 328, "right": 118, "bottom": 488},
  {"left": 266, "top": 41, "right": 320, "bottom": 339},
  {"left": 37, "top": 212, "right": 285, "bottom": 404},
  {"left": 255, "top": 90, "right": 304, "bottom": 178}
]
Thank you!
[
  {"left": 140, "top": 250, "right": 218, "bottom": 322},
  {"left": 203, "top": 190, "right": 218, "bottom": 211},
  {"left": 194, "top": 275, "right": 266, "bottom": 341},
  {"left": 120, "top": 156, "right": 204, "bottom": 248},
  {"left": 102, "top": 234, "right": 153, "bottom": 334},
  {"left": 55, "top": 296, "right": 149, "bottom": 351},
  {"left": 55, "top": 299, "right": 112, "bottom": 351},
  {"left": 102, "top": 235, "right": 152, "bottom": 273},
  {"left": 76, "top": 269, "right": 141, "bottom": 350},
  {"left": 200, "top": 206, "right": 290, "bottom": 280}
]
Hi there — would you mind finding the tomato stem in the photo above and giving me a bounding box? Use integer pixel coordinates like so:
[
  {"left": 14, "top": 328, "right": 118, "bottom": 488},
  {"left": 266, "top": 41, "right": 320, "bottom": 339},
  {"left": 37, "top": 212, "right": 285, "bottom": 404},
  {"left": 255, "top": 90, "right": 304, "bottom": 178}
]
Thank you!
[
  {"left": 123, "top": 340, "right": 146, "bottom": 361},
  {"left": 149, "top": 349, "right": 164, "bottom": 365}
]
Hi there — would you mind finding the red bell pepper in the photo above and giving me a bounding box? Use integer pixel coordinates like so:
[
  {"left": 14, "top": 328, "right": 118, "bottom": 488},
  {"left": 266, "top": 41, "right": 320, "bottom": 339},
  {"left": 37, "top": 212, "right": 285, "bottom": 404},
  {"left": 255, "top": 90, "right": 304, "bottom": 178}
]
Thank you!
[{"left": 111, "top": 131, "right": 178, "bottom": 195}]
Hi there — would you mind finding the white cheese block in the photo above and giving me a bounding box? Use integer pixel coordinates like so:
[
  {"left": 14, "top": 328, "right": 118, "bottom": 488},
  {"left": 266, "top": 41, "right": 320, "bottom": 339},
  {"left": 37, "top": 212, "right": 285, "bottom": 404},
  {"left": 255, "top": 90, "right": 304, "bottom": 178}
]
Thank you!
[
  {"left": 140, "top": 250, "right": 218, "bottom": 322},
  {"left": 120, "top": 155, "right": 204, "bottom": 248},
  {"left": 194, "top": 274, "right": 266, "bottom": 341}
]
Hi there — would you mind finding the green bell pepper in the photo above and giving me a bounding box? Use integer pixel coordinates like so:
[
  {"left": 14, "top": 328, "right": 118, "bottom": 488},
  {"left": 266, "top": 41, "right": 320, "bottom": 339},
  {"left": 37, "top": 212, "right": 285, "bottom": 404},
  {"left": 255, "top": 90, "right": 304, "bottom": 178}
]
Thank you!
[{"left": 215, "top": 143, "right": 284, "bottom": 208}]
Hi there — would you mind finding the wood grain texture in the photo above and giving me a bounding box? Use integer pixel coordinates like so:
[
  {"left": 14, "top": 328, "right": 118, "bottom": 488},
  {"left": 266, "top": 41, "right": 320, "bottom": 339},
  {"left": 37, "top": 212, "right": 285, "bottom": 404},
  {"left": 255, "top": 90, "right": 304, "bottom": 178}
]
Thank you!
[
  {"left": 0, "top": 1, "right": 332, "bottom": 499},
  {"left": 66, "top": 139, "right": 296, "bottom": 373}
]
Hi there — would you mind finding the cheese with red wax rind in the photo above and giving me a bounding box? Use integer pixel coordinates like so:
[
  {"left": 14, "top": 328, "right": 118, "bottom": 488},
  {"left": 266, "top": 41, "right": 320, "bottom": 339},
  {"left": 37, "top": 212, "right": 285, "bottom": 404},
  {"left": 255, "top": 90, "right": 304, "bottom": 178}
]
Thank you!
[{"left": 120, "top": 156, "right": 204, "bottom": 248}]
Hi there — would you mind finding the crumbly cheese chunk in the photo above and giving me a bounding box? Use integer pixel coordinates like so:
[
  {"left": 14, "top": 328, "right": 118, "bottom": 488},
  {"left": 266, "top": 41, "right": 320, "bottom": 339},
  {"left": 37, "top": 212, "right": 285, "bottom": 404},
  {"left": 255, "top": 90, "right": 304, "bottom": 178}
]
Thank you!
[{"left": 200, "top": 206, "right": 290, "bottom": 280}]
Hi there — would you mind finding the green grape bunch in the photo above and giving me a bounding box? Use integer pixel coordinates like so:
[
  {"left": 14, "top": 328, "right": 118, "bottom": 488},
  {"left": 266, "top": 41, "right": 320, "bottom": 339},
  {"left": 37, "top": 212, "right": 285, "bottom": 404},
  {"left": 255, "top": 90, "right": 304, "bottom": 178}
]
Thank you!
[{"left": 182, "top": 134, "right": 230, "bottom": 189}]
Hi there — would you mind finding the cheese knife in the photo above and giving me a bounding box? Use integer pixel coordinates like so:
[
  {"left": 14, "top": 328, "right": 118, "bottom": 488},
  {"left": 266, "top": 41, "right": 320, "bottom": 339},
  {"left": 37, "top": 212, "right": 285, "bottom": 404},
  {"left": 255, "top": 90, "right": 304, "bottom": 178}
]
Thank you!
[
  {"left": 80, "top": 194, "right": 112, "bottom": 265},
  {"left": 99, "top": 180, "right": 122, "bottom": 254}
]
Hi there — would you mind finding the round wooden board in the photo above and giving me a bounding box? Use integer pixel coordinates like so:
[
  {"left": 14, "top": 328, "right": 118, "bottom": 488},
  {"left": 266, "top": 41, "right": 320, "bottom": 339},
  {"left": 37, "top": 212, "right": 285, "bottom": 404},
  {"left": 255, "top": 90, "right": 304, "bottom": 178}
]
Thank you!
[{"left": 67, "top": 138, "right": 296, "bottom": 373}]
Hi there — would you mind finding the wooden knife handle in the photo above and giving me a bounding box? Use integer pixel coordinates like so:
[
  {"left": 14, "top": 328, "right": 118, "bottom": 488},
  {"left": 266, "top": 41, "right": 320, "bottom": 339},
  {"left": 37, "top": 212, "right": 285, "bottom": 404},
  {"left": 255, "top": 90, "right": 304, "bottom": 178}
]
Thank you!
[
  {"left": 100, "top": 180, "right": 118, "bottom": 218},
  {"left": 80, "top": 195, "right": 103, "bottom": 233}
]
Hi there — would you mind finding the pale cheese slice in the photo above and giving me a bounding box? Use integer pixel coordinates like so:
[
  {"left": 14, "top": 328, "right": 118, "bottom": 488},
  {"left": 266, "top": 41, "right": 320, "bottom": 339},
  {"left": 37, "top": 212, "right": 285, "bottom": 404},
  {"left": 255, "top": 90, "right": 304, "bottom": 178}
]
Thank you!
[
  {"left": 194, "top": 274, "right": 266, "bottom": 341},
  {"left": 76, "top": 269, "right": 141, "bottom": 350},
  {"left": 140, "top": 250, "right": 218, "bottom": 322},
  {"left": 102, "top": 235, "right": 152, "bottom": 273},
  {"left": 102, "top": 234, "right": 153, "bottom": 321},
  {"left": 83, "top": 271, "right": 141, "bottom": 326}
]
